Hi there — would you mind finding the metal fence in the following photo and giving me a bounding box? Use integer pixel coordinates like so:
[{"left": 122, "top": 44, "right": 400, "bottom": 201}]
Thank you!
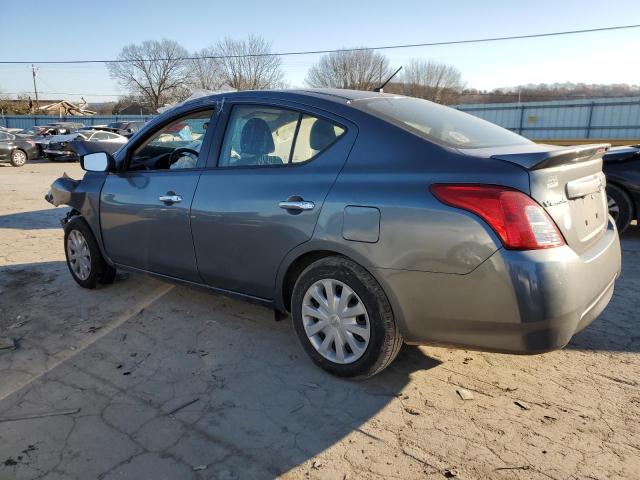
[
  {"left": 5, "top": 97, "right": 640, "bottom": 141},
  {"left": 0, "top": 115, "right": 155, "bottom": 130},
  {"left": 455, "top": 96, "right": 640, "bottom": 140}
]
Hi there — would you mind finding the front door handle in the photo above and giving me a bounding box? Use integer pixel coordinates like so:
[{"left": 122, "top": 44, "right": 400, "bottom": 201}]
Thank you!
[
  {"left": 159, "top": 193, "right": 182, "bottom": 204},
  {"left": 279, "top": 200, "right": 315, "bottom": 211}
]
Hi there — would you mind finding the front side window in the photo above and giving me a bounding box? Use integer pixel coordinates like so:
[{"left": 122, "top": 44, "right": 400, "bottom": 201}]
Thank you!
[
  {"left": 128, "top": 109, "right": 213, "bottom": 171},
  {"left": 218, "top": 105, "right": 345, "bottom": 167}
]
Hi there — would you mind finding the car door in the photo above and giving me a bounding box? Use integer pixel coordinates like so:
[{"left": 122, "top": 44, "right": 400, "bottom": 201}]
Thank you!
[
  {"left": 191, "top": 101, "right": 356, "bottom": 299},
  {"left": 100, "top": 108, "right": 215, "bottom": 281}
]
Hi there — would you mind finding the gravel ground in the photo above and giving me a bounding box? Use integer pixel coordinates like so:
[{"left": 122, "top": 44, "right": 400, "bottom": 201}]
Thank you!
[{"left": 0, "top": 159, "right": 638, "bottom": 480}]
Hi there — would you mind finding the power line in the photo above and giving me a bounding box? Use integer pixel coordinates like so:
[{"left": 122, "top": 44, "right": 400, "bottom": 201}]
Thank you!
[
  {"left": 0, "top": 24, "right": 638, "bottom": 65},
  {"left": 1, "top": 91, "right": 123, "bottom": 97}
]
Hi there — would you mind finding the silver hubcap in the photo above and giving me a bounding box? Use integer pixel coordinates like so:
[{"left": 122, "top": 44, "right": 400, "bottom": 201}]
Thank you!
[
  {"left": 608, "top": 195, "right": 619, "bottom": 219},
  {"left": 67, "top": 230, "right": 91, "bottom": 280},
  {"left": 302, "top": 279, "right": 370, "bottom": 364},
  {"left": 12, "top": 150, "right": 26, "bottom": 165}
]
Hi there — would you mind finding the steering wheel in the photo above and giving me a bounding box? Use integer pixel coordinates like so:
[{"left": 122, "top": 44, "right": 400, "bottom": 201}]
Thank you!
[{"left": 169, "top": 148, "right": 199, "bottom": 166}]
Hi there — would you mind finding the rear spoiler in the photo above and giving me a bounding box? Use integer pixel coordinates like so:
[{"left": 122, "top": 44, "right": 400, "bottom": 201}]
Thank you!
[{"left": 490, "top": 143, "right": 610, "bottom": 170}]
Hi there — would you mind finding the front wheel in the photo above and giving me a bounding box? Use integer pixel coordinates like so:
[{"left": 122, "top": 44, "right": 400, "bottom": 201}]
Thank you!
[
  {"left": 64, "top": 217, "right": 116, "bottom": 288},
  {"left": 291, "top": 256, "right": 403, "bottom": 378},
  {"left": 10, "top": 149, "right": 27, "bottom": 167}
]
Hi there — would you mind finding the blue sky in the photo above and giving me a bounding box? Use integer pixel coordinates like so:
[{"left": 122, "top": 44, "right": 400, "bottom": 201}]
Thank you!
[{"left": 1, "top": 0, "right": 639, "bottom": 102}]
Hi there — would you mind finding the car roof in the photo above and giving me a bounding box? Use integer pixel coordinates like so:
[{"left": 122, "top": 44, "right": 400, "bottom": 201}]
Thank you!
[{"left": 182, "top": 88, "right": 398, "bottom": 109}]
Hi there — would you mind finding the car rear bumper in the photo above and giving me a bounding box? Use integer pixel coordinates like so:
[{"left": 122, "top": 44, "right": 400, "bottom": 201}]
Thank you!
[{"left": 373, "top": 218, "right": 622, "bottom": 353}]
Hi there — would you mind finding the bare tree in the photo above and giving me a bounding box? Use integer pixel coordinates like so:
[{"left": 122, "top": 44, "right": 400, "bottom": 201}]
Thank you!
[
  {"left": 107, "top": 39, "right": 191, "bottom": 110},
  {"left": 306, "top": 49, "right": 392, "bottom": 91},
  {"left": 188, "top": 48, "right": 227, "bottom": 91},
  {"left": 206, "top": 36, "right": 284, "bottom": 90},
  {"left": 399, "top": 59, "right": 465, "bottom": 104}
]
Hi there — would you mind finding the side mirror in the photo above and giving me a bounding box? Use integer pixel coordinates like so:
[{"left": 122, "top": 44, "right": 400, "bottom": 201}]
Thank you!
[{"left": 81, "top": 152, "right": 114, "bottom": 172}]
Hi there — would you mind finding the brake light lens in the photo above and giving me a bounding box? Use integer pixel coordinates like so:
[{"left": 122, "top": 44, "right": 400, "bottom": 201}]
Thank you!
[
  {"left": 26, "top": 140, "right": 36, "bottom": 147},
  {"left": 431, "top": 184, "right": 565, "bottom": 250}
]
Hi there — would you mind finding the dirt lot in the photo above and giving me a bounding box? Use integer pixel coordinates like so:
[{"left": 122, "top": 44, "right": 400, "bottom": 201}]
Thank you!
[{"left": 0, "top": 159, "right": 639, "bottom": 480}]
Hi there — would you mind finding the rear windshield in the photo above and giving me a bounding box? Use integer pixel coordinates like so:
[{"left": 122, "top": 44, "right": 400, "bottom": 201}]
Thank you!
[{"left": 355, "top": 96, "right": 533, "bottom": 149}]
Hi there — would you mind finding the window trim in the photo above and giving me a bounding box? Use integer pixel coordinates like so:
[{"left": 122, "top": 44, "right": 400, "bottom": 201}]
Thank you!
[{"left": 214, "top": 102, "right": 348, "bottom": 170}]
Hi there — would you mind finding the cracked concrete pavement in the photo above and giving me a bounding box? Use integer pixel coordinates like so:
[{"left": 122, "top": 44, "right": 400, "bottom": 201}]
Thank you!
[{"left": 0, "top": 160, "right": 638, "bottom": 479}]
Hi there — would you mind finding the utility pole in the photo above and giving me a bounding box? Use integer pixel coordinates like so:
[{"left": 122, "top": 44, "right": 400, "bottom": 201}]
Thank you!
[{"left": 31, "top": 64, "right": 39, "bottom": 112}]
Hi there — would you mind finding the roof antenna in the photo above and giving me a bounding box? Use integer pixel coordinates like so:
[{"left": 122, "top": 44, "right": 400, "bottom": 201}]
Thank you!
[{"left": 374, "top": 66, "right": 402, "bottom": 93}]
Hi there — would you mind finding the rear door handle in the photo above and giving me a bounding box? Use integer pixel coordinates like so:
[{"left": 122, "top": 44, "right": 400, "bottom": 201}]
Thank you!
[
  {"left": 159, "top": 193, "right": 182, "bottom": 204},
  {"left": 279, "top": 200, "right": 315, "bottom": 211}
]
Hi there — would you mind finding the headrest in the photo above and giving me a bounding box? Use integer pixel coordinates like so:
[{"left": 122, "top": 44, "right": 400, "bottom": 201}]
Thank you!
[
  {"left": 240, "top": 118, "right": 274, "bottom": 155},
  {"left": 310, "top": 119, "right": 337, "bottom": 150}
]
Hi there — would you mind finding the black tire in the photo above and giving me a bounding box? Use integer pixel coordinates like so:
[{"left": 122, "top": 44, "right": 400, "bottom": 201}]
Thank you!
[
  {"left": 64, "top": 216, "right": 116, "bottom": 289},
  {"left": 291, "top": 256, "right": 403, "bottom": 378},
  {"left": 10, "top": 149, "right": 27, "bottom": 167},
  {"left": 607, "top": 183, "right": 634, "bottom": 233}
]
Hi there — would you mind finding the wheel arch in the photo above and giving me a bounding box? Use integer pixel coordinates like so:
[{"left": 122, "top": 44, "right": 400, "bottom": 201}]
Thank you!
[
  {"left": 276, "top": 241, "right": 378, "bottom": 312},
  {"left": 275, "top": 242, "right": 405, "bottom": 336},
  {"left": 607, "top": 180, "right": 637, "bottom": 221}
]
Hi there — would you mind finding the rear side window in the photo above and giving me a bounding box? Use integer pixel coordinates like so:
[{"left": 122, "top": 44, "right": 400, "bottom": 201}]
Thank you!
[
  {"left": 356, "top": 96, "right": 533, "bottom": 149},
  {"left": 91, "top": 131, "right": 109, "bottom": 140},
  {"left": 292, "top": 115, "right": 345, "bottom": 163},
  {"left": 218, "top": 105, "right": 345, "bottom": 167}
]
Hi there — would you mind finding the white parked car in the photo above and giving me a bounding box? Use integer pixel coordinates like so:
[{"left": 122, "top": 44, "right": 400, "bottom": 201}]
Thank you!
[{"left": 44, "top": 130, "right": 128, "bottom": 161}]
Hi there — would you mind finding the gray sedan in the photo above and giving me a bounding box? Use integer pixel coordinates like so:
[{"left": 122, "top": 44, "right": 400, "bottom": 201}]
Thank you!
[
  {"left": 0, "top": 131, "right": 40, "bottom": 166},
  {"left": 46, "top": 89, "right": 621, "bottom": 377}
]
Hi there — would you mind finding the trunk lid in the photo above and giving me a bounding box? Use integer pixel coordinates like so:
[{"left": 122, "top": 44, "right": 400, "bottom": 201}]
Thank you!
[{"left": 488, "top": 143, "right": 610, "bottom": 254}]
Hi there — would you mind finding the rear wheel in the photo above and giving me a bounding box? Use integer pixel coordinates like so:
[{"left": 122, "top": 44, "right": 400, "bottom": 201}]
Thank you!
[
  {"left": 291, "top": 256, "right": 402, "bottom": 378},
  {"left": 607, "top": 184, "right": 633, "bottom": 233},
  {"left": 10, "top": 149, "right": 27, "bottom": 167},
  {"left": 64, "top": 217, "right": 116, "bottom": 288}
]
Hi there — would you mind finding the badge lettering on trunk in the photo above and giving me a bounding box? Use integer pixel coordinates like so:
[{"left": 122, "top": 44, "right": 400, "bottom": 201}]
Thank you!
[{"left": 542, "top": 198, "right": 567, "bottom": 207}]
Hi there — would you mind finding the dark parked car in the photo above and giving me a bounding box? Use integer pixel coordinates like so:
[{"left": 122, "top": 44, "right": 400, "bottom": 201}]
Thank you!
[
  {"left": 46, "top": 89, "right": 621, "bottom": 377},
  {"left": 0, "top": 131, "right": 39, "bottom": 166},
  {"left": 16, "top": 125, "right": 53, "bottom": 137},
  {"left": 603, "top": 145, "right": 640, "bottom": 232}
]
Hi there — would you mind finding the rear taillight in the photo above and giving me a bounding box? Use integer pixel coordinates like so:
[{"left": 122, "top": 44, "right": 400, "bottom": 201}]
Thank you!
[
  {"left": 26, "top": 140, "right": 36, "bottom": 147},
  {"left": 431, "top": 184, "right": 565, "bottom": 250}
]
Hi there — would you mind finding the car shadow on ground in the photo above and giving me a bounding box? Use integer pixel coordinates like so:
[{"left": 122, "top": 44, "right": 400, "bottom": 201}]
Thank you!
[
  {"left": 0, "top": 208, "right": 63, "bottom": 230},
  {"left": 567, "top": 223, "right": 640, "bottom": 353},
  {"left": 0, "top": 158, "right": 59, "bottom": 168},
  {"left": 0, "top": 262, "right": 442, "bottom": 478}
]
